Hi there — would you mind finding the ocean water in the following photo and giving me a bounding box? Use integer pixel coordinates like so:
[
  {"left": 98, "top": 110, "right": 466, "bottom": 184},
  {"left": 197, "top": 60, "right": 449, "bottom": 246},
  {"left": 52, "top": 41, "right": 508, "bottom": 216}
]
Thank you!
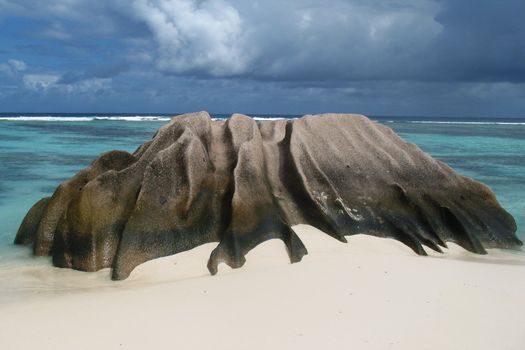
[{"left": 0, "top": 113, "right": 523, "bottom": 269}]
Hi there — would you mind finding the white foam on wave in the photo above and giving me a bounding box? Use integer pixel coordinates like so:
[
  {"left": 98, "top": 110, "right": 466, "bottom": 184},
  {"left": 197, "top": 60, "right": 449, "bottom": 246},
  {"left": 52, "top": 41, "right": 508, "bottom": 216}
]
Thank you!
[
  {"left": 0, "top": 116, "right": 172, "bottom": 122},
  {"left": 94, "top": 116, "right": 172, "bottom": 121},
  {"left": 0, "top": 116, "right": 95, "bottom": 122},
  {"left": 253, "top": 117, "right": 292, "bottom": 121},
  {"left": 405, "top": 121, "right": 525, "bottom": 125},
  {"left": 1, "top": 115, "right": 293, "bottom": 122}
]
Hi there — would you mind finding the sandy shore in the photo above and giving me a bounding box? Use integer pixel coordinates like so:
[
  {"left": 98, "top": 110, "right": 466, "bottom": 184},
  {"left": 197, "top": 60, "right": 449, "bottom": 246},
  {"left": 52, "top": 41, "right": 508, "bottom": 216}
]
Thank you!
[{"left": 1, "top": 225, "right": 524, "bottom": 350}]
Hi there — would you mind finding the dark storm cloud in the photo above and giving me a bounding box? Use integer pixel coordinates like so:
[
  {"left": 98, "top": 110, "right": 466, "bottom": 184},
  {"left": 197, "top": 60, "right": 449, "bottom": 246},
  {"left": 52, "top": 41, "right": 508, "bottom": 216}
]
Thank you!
[
  {"left": 0, "top": 0, "right": 523, "bottom": 115},
  {"left": 427, "top": 0, "right": 525, "bottom": 82}
]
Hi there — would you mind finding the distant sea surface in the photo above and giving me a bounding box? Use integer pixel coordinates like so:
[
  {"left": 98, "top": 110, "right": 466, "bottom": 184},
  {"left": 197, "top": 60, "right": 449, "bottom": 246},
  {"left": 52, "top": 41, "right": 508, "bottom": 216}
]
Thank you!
[{"left": 1, "top": 113, "right": 524, "bottom": 267}]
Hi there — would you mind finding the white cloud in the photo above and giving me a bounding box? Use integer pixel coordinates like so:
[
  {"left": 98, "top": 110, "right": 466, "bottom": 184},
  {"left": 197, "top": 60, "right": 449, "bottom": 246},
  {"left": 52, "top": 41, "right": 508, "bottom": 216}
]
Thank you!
[
  {"left": 23, "top": 74, "right": 111, "bottom": 93},
  {"left": 8, "top": 59, "right": 26, "bottom": 71},
  {"left": 0, "top": 0, "right": 445, "bottom": 80},
  {"left": 0, "top": 59, "right": 27, "bottom": 75},
  {"left": 105, "top": 0, "right": 441, "bottom": 80},
  {"left": 124, "top": 0, "right": 249, "bottom": 77},
  {"left": 23, "top": 74, "right": 60, "bottom": 91},
  {"left": 62, "top": 78, "right": 112, "bottom": 93},
  {"left": 1, "top": 0, "right": 523, "bottom": 85}
]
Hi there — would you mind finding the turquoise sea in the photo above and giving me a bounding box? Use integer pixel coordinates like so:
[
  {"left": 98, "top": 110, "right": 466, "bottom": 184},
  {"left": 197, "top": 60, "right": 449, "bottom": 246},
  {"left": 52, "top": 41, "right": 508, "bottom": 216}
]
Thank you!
[{"left": 1, "top": 113, "right": 524, "bottom": 269}]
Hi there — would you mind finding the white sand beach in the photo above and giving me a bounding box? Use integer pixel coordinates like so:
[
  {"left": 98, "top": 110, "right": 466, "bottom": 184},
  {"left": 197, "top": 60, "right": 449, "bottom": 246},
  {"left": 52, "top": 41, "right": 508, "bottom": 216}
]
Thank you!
[{"left": 1, "top": 225, "right": 524, "bottom": 350}]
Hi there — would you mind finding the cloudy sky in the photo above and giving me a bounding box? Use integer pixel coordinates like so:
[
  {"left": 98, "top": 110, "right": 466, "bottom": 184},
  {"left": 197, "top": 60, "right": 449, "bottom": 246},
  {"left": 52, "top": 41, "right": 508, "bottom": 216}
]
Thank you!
[{"left": 0, "top": 0, "right": 524, "bottom": 116}]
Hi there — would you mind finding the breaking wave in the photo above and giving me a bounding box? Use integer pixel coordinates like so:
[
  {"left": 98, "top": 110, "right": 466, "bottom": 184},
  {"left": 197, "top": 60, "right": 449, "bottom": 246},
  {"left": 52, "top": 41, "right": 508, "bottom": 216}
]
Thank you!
[
  {"left": 0, "top": 115, "right": 293, "bottom": 122},
  {"left": 398, "top": 121, "right": 525, "bottom": 125},
  {"left": 0, "top": 116, "right": 172, "bottom": 122}
]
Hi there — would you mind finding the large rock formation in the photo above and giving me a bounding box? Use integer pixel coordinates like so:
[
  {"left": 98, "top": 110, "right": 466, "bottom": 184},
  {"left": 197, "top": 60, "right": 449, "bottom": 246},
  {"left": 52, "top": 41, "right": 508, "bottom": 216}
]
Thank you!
[{"left": 15, "top": 112, "right": 522, "bottom": 280}]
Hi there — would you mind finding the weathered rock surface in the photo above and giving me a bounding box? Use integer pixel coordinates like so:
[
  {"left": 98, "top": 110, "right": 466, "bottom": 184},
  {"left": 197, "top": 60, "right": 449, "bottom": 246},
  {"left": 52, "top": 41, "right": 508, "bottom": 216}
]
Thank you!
[{"left": 15, "top": 112, "right": 522, "bottom": 280}]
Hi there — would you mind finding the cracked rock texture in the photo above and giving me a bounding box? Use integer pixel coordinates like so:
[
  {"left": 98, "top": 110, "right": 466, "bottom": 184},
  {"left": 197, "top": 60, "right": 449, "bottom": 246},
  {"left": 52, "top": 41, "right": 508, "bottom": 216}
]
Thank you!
[{"left": 15, "top": 112, "right": 522, "bottom": 280}]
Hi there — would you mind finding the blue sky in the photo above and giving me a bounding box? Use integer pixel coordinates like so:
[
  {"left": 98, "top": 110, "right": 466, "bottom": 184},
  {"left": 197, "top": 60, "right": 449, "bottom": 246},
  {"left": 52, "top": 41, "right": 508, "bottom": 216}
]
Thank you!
[{"left": 0, "top": 0, "right": 524, "bottom": 116}]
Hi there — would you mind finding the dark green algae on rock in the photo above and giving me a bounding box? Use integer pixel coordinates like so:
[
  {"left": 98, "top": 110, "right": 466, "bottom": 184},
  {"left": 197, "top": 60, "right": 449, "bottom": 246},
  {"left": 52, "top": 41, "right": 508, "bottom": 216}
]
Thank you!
[{"left": 15, "top": 112, "right": 523, "bottom": 280}]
